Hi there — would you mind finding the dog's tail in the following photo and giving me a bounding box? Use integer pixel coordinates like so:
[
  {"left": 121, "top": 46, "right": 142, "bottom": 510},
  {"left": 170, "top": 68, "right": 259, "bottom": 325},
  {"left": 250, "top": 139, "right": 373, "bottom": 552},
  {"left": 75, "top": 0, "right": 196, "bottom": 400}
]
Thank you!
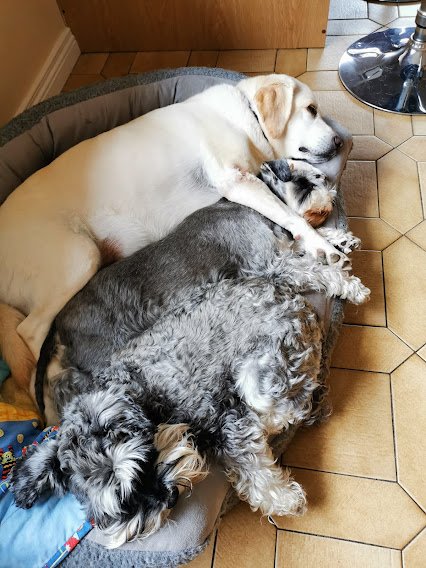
[{"left": 0, "top": 303, "right": 35, "bottom": 389}]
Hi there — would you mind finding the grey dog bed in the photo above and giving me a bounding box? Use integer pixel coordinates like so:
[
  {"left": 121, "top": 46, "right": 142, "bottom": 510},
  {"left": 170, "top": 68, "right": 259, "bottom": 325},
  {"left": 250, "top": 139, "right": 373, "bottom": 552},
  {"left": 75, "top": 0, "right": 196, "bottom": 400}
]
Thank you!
[{"left": 0, "top": 68, "right": 352, "bottom": 567}]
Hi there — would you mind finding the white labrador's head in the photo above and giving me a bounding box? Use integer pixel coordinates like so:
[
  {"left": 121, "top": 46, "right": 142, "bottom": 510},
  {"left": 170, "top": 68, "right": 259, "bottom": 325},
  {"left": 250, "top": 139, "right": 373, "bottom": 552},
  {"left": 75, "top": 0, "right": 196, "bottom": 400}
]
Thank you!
[{"left": 239, "top": 74, "right": 343, "bottom": 163}]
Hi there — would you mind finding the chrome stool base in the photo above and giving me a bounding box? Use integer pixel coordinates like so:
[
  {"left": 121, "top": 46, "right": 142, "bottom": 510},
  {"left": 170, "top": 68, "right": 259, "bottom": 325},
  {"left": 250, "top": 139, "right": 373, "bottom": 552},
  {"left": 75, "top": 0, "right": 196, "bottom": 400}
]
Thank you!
[{"left": 339, "top": 27, "right": 426, "bottom": 114}]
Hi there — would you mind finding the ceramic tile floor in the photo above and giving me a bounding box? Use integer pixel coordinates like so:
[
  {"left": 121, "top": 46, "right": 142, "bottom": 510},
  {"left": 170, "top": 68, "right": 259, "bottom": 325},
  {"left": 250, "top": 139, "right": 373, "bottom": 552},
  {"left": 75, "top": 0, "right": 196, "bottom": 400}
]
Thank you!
[{"left": 65, "top": 1, "right": 426, "bottom": 566}]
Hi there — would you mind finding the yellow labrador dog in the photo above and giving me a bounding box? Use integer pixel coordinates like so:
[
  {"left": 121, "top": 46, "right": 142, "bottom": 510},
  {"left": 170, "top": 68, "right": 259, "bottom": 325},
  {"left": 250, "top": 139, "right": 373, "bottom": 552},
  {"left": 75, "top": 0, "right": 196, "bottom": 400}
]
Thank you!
[{"left": 0, "top": 73, "right": 348, "bottom": 375}]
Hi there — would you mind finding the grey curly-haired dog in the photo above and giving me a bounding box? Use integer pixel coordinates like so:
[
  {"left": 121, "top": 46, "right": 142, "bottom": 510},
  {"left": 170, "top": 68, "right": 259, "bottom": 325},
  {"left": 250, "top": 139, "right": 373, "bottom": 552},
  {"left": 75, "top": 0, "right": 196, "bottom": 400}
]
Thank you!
[{"left": 11, "top": 161, "right": 369, "bottom": 548}]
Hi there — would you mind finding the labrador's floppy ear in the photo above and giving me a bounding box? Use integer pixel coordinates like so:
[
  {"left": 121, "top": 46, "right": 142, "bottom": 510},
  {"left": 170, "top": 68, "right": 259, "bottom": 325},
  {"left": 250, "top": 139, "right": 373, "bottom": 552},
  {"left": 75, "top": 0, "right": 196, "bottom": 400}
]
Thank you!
[{"left": 254, "top": 82, "right": 295, "bottom": 139}]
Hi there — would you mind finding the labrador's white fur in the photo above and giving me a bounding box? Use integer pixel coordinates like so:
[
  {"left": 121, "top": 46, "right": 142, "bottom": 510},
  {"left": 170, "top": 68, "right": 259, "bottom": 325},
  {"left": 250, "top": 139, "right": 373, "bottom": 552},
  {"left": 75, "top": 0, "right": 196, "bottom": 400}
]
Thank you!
[{"left": 0, "top": 74, "right": 347, "bottom": 367}]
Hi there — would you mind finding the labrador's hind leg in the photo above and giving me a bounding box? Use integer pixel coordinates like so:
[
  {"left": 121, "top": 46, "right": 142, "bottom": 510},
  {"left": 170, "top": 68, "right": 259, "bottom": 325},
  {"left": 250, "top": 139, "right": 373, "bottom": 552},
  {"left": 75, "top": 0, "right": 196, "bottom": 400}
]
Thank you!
[
  {"left": 17, "top": 232, "right": 102, "bottom": 359},
  {"left": 220, "top": 409, "right": 306, "bottom": 517}
]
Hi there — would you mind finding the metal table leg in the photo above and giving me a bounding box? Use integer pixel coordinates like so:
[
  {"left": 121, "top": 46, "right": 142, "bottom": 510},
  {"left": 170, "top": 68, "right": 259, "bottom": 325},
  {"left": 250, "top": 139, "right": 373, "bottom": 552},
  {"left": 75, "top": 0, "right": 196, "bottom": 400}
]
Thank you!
[{"left": 339, "top": 1, "right": 426, "bottom": 113}]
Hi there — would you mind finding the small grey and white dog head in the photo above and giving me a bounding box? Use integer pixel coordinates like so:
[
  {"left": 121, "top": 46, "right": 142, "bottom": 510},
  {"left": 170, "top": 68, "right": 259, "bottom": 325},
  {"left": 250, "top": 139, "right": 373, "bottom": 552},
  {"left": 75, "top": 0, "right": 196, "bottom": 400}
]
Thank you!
[
  {"left": 239, "top": 74, "right": 343, "bottom": 164},
  {"left": 259, "top": 159, "right": 337, "bottom": 228},
  {"left": 11, "top": 388, "right": 206, "bottom": 548}
]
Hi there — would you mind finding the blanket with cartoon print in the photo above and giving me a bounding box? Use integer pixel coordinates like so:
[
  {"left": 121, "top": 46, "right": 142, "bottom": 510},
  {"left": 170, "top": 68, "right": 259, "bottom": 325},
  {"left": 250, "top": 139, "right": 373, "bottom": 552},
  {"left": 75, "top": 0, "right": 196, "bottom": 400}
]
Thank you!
[{"left": 0, "top": 361, "right": 92, "bottom": 568}]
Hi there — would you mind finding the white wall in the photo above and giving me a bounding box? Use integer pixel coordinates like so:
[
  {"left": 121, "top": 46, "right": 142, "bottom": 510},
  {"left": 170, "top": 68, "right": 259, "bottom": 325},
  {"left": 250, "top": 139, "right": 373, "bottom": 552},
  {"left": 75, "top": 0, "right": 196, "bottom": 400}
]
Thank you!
[{"left": 0, "top": 0, "right": 79, "bottom": 126}]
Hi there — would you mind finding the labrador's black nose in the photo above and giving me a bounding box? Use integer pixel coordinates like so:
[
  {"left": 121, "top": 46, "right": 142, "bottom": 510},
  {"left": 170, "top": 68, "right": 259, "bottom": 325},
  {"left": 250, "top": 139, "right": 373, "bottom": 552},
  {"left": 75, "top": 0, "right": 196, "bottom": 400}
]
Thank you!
[{"left": 333, "top": 135, "right": 343, "bottom": 149}]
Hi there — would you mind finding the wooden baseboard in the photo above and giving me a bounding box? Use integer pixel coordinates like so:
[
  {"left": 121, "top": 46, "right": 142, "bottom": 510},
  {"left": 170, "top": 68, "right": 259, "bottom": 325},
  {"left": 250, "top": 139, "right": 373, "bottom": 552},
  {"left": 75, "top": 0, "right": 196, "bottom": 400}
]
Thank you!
[{"left": 16, "top": 28, "right": 80, "bottom": 114}]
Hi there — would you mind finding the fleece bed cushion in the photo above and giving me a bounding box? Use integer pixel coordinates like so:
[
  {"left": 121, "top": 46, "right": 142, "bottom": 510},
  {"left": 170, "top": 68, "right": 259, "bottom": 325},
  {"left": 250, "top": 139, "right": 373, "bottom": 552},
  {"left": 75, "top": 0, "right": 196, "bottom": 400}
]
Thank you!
[{"left": 0, "top": 67, "right": 352, "bottom": 568}]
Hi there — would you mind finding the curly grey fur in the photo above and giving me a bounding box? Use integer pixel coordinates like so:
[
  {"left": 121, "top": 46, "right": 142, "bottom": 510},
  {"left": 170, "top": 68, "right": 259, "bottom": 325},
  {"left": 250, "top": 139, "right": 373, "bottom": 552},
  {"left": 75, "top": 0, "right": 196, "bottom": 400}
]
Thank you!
[{"left": 11, "top": 194, "right": 368, "bottom": 548}]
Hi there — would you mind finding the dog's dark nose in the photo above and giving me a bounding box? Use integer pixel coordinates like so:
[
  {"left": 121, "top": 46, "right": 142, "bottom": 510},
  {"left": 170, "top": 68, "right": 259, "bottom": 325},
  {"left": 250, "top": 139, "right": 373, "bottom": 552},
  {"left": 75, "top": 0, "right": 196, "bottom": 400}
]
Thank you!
[
  {"left": 167, "top": 487, "right": 179, "bottom": 509},
  {"left": 333, "top": 135, "right": 343, "bottom": 149}
]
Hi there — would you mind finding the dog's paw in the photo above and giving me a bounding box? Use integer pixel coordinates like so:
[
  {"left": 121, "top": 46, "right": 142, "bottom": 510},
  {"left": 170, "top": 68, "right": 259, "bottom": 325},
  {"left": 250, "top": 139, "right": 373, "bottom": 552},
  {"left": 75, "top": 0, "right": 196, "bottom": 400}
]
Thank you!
[
  {"left": 318, "top": 228, "right": 361, "bottom": 254},
  {"left": 266, "top": 480, "right": 307, "bottom": 517},
  {"left": 299, "top": 234, "right": 352, "bottom": 271},
  {"left": 342, "top": 276, "right": 371, "bottom": 305},
  {"left": 9, "top": 459, "right": 39, "bottom": 509}
]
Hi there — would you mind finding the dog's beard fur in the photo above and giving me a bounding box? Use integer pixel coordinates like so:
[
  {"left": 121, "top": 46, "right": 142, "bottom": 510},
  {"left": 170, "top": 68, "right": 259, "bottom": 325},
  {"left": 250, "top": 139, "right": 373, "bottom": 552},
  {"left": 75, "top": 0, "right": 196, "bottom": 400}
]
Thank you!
[
  {"left": 155, "top": 424, "right": 208, "bottom": 493},
  {"left": 106, "top": 424, "right": 209, "bottom": 548},
  {"left": 81, "top": 422, "right": 207, "bottom": 548}
]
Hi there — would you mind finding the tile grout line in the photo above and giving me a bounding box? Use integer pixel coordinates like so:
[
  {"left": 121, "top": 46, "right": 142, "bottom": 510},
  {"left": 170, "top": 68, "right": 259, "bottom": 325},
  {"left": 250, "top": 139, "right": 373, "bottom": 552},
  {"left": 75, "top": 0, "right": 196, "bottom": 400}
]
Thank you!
[
  {"left": 209, "top": 529, "right": 219, "bottom": 568},
  {"left": 282, "top": 465, "right": 398, "bottom": 483},
  {"left": 340, "top": 321, "right": 417, "bottom": 356},
  {"left": 388, "top": 371, "right": 399, "bottom": 487},
  {"left": 398, "top": 483, "right": 426, "bottom": 515},
  {"left": 387, "top": 326, "right": 420, "bottom": 354},
  {"left": 273, "top": 521, "right": 278, "bottom": 568},
  {"left": 374, "top": 157, "right": 382, "bottom": 239},
  {"left": 401, "top": 525, "right": 426, "bottom": 555},
  {"left": 380, "top": 250, "right": 388, "bottom": 328},
  {"left": 99, "top": 52, "right": 110, "bottom": 79},
  {"left": 276, "top": 528, "right": 401, "bottom": 551},
  {"left": 331, "top": 349, "right": 413, "bottom": 374},
  {"left": 187, "top": 50, "right": 193, "bottom": 68},
  {"left": 416, "top": 161, "right": 425, "bottom": 220},
  {"left": 329, "top": 365, "right": 389, "bottom": 376},
  {"left": 383, "top": 350, "right": 414, "bottom": 378}
]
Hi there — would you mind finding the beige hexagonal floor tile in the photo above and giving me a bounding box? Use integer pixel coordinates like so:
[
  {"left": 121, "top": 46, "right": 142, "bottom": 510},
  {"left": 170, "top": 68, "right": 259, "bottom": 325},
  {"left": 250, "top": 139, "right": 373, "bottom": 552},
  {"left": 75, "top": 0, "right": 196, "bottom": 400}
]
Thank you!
[
  {"left": 407, "top": 221, "right": 426, "bottom": 251},
  {"left": 298, "top": 71, "right": 344, "bottom": 91},
  {"left": 315, "top": 91, "right": 374, "bottom": 135},
  {"left": 275, "top": 49, "right": 306, "bottom": 77},
  {"left": 216, "top": 50, "right": 276, "bottom": 73},
  {"left": 214, "top": 503, "right": 275, "bottom": 568},
  {"left": 274, "top": 469, "right": 425, "bottom": 548},
  {"left": 276, "top": 532, "right": 402, "bottom": 568},
  {"left": 283, "top": 368, "right": 395, "bottom": 480},
  {"left": 344, "top": 250, "right": 386, "bottom": 326},
  {"left": 187, "top": 51, "right": 219, "bottom": 67},
  {"left": 101, "top": 53, "right": 136, "bottom": 78},
  {"left": 374, "top": 109, "right": 413, "bottom": 147},
  {"left": 412, "top": 116, "right": 426, "bottom": 136},
  {"left": 62, "top": 75, "right": 105, "bottom": 92},
  {"left": 307, "top": 35, "right": 362, "bottom": 72},
  {"left": 403, "top": 528, "right": 426, "bottom": 568},
  {"left": 399, "top": 3, "right": 420, "bottom": 18},
  {"left": 348, "top": 218, "right": 401, "bottom": 251},
  {"left": 130, "top": 51, "right": 190, "bottom": 73},
  {"left": 398, "top": 137, "right": 426, "bottom": 162},
  {"left": 327, "top": 19, "right": 380, "bottom": 36},
  {"left": 392, "top": 354, "right": 426, "bottom": 511},
  {"left": 329, "top": 0, "right": 367, "bottom": 20},
  {"left": 368, "top": 2, "right": 398, "bottom": 25},
  {"left": 349, "top": 135, "right": 392, "bottom": 161},
  {"left": 384, "top": 17, "right": 415, "bottom": 28},
  {"left": 187, "top": 532, "right": 216, "bottom": 568},
  {"left": 383, "top": 238, "right": 426, "bottom": 350},
  {"left": 377, "top": 150, "right": 423, "bottom": 234},
  {"left": 72, "top": 53, "right": 109, "bottom": 75},
  {"left": 340, "top": 161, "right": 378, "bottom": 217},
  {"left": 331, "top": 325, "right": 412, "bottom": 372}
]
